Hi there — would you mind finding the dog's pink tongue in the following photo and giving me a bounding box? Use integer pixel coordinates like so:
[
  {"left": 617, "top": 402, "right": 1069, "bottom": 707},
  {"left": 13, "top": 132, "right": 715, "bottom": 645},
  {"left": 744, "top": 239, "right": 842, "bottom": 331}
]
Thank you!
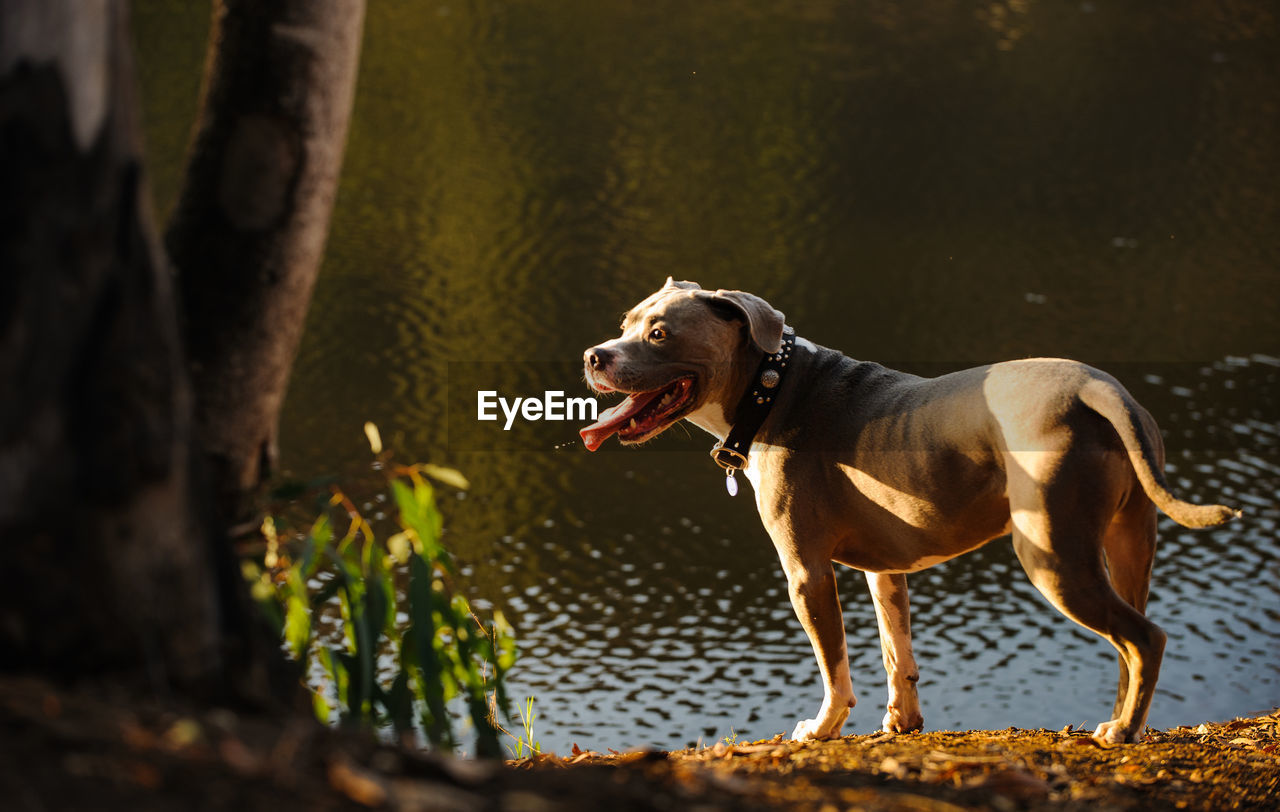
[{"left": 579, "top": 392, "right": 657, "bottom": 451}]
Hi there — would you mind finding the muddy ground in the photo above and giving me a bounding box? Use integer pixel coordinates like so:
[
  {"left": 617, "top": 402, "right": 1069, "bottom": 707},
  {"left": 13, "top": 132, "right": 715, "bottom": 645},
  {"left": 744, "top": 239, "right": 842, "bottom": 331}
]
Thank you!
[{"left": 1, "top": 676, "right": 1276, "bottom": 810}]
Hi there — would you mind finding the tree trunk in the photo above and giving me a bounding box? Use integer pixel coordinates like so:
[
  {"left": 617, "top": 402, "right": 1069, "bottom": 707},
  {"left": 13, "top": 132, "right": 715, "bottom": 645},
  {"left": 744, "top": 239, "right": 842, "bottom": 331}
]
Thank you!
[
  {"left": 166, "top": 0, "right": 365, "bottom": 527},
  {"left": 0, "top": 0, "right": 237, "bottom": 693}
]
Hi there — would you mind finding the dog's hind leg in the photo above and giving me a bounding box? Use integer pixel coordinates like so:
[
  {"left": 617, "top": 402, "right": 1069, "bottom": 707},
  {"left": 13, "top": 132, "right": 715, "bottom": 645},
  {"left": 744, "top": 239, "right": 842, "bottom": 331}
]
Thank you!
[
  {"left": 1006, "top": 453, "right": 1166, "bottom": 744},
  {"left": 865, "top": 572, "right": 923, "bottom": 733},
  {"left": 1101, "top": 491, "right": 1159, "bottom": 720}
]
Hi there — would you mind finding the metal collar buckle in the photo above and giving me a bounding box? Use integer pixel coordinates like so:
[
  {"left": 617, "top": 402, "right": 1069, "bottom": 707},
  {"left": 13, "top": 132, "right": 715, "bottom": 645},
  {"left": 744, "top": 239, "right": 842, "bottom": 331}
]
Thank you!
[{"left": 710, "top": 442, "right": 749, "bottom": 472}]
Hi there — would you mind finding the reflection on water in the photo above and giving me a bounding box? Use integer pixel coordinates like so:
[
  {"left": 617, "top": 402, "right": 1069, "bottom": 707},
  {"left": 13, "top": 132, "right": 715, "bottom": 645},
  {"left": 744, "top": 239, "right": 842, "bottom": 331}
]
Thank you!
[{"left": 131, "top": 1, "right": 1278, "bottom": 753}]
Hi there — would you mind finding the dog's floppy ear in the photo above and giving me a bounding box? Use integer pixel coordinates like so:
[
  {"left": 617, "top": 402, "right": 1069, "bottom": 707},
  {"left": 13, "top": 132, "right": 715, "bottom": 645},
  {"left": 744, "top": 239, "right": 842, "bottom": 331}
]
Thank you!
[
  {"left": 663, "top": 277, "right": 702, "bottom": 291},
  {"left": 698, "top": 289, "right": 785, "bottom": 354}
]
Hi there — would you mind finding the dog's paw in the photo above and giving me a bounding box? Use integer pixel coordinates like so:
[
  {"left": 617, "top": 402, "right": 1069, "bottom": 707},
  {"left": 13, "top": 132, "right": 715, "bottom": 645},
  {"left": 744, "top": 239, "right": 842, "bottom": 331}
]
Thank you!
[
  {"left": 882, "top": 706, "right": 923, "bottom": 734},
  {"left": 791, "top": 718, "right": 829, "bottom": 741},
  {"left": 1092, "top": 719, "right": 1141, "bottom": 744},
  {"left": 791, "top": 695, "right": 853, "bottom": 741}
]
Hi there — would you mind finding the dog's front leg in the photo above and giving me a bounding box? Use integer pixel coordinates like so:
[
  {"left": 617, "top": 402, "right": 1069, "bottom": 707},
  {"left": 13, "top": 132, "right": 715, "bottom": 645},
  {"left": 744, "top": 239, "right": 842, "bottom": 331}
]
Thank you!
[
  {"left": 865, "top": 572, "right": 924, "bottom": 733},
  {"left": 784, "top": 561, "right": 856, "bottom": 740}
]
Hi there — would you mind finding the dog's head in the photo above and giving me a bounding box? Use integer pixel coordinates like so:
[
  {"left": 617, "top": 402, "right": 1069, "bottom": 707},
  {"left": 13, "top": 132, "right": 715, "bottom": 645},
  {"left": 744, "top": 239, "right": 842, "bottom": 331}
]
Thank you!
[{"left": 580, "top": 278, "right": 785, "bottom": 450}]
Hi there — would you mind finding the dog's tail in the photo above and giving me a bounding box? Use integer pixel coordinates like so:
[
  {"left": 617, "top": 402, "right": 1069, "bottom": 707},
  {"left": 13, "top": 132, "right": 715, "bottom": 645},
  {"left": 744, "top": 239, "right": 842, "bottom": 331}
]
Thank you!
[{"left": 1079, "top": 378, "right": 1240, "bottom": 528}]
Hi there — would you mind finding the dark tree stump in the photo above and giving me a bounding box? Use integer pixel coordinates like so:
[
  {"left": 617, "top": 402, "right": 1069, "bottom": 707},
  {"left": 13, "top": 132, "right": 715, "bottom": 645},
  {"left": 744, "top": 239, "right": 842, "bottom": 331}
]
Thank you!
[{"left": 0, "top": 0, "right": 226, "bottom": 691}]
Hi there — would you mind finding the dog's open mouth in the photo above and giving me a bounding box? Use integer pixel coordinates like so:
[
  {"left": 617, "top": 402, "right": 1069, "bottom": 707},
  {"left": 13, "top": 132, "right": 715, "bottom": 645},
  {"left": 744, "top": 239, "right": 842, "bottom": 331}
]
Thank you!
[{"left": 580, "top": 376, "right": 695, "bottom": 451}]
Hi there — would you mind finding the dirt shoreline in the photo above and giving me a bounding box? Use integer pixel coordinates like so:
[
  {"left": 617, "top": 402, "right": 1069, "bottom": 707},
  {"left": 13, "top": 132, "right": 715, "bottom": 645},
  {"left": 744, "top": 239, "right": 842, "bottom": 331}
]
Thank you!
[{"left": 1, "top": 676, "right": 1275, "bottom": 810}]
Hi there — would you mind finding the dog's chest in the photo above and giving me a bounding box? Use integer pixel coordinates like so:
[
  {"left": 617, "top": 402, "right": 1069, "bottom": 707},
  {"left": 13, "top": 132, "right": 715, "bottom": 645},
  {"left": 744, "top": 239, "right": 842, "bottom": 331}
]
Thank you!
[{"left": 742, "top": 442, "right": 767, "bottom": 494}]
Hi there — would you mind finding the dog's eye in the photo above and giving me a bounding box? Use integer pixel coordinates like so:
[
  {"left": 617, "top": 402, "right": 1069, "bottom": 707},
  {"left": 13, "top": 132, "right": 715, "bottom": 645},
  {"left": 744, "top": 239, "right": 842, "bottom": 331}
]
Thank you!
[{"left": 648, "top": 327, "right": 667, "bottom": 341}]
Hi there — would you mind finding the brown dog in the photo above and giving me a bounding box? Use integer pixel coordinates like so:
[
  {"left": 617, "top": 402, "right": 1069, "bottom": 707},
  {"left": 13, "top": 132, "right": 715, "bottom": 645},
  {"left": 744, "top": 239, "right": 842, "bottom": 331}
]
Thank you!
[{"left": 580, "top": 278, "right": 1237, "bottom": 743}]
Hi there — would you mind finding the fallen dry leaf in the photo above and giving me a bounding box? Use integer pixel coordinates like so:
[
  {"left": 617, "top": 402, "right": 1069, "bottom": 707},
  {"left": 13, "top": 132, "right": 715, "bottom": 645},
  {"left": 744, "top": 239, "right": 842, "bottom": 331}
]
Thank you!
[
  {"left": 327, "top": 758, "right": 387, "bottom": 807},
  {"left": 119, "top": 720, "right": 157, "bottom": 751},
  {"left": 703, "top": 770, "right": 756, "bottom": 795},
  {"left": 730, "top": 743, "right": 786, "bottom": 755},
  {"left": 218, "top": 737, "right": 259, "bottom": 776},
  {"left": 926, "top": 750, "right": 1004, "bottom": 765},
  {"left": 878, "top": 756, "right": 913, "bottom": 780},
  {"left": 612, "top": 749, "right": 665, "bottom": 765},
  {"left": 392, "top": 779, "right": 483, "bottom": 812},
  {"left": 970, "top": 768, "right": 1052, "bottom": 800},
  {"left": 1114, "top": 773, "right": 1160, "bottom": 787},
  {"left": 1059, "top": 737, "right": 1108, "bottom": 751}
]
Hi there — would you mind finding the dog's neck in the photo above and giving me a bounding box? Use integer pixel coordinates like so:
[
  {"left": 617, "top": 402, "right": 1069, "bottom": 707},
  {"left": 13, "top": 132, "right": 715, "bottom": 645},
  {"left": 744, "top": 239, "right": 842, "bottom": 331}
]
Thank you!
[
  {"left": 685, "top": 402, "right": 734, "bottom": 441},
  {"left": 688, "top": 331, "right": 798, "bottom": 450},
  {"left": 685, "top": 334, "right": 759, "bottom": 440}
]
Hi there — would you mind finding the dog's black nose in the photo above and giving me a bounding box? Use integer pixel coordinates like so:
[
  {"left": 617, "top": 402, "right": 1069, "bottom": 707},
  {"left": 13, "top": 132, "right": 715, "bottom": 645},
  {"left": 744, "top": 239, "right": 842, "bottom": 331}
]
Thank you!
[{"left": 586, "top": 346, "right": 614, "bottom": 370}]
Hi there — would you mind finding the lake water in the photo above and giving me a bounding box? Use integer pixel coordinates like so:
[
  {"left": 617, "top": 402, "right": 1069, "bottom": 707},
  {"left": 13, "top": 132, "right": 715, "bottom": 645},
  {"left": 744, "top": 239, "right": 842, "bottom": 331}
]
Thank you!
[{"left": 133, "top": 1, "right": 1278, "bottom": 753}]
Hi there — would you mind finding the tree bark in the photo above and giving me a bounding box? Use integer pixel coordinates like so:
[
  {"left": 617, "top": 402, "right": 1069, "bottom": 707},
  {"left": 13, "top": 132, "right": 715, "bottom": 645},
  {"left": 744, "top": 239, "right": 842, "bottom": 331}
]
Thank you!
[
  {"left": 0, "top": 0, "right": 231, "bottom": 691},
  {"left": 166, "top": 0, "right": 365, "bottom": 526}
]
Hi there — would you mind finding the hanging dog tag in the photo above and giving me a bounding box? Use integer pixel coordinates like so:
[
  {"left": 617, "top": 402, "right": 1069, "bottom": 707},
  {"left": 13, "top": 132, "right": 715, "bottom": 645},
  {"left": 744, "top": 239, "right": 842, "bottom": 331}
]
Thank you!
[{"left": 725, "top": 469, "right": 739, "bottom": 496}]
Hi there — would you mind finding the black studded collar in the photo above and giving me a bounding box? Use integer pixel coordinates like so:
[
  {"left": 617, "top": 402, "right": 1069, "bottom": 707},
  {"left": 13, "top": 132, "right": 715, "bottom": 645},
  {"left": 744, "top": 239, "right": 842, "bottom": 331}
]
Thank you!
[{"left": 709, "top": 326, "right": 796, "bottom": 495}]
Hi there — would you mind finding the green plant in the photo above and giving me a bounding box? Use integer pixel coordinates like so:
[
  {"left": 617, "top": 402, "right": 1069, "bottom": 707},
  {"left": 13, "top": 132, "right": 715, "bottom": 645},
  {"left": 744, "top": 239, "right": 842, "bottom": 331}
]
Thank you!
[
  {"left": 511, "top": 695, "right": 541, "bottom": 759},
  {"left": 244, "top": 425, "right": 516, "bottom": 757}
]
